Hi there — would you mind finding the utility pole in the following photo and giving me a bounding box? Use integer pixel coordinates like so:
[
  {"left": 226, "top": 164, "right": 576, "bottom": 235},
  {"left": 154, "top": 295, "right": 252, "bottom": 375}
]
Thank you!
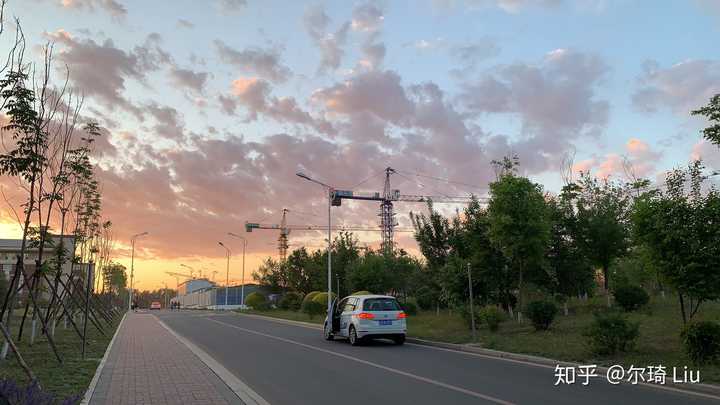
[
  {"left": 228, "top": 233, "right": 247, "bottom": 309},
  {"left": 467, "top": 262, "right": 476, "bottom": 341},
  {"left": 218, "top": 242, "right": 231, "bottom": 309}
]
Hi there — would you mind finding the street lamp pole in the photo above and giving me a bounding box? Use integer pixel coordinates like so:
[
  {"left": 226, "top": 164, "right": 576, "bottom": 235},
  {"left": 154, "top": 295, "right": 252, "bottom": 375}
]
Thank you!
[
  {"left": 228, "top": 233, "right": 247, "bottom": 309},
  {"left": 296, "top": 172, "right": 334, "bottom": 319},
  {"left": 129, "top": 231, "right": 148, "bottom": 311},
  {"left": 218, "top": 242, "right": 231, "bottom": 309}
]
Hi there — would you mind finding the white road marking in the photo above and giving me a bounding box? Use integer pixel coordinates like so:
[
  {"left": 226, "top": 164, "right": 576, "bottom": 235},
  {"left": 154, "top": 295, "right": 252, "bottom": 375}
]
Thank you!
[
  {"left": 157, "top": 317, "right": 271, "bottom": 405},
  {"left": 205, "top": 316, "right": 515, "bottom": 405}
]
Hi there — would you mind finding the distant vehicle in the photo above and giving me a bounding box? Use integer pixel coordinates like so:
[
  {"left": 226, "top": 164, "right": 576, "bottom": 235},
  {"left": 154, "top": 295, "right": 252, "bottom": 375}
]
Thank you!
[
  {"left": 150, "top": 301, "right": 162, "bottom": 310},
  {"left": 324, "top": 295, "right": 406, "bottom": 346}
]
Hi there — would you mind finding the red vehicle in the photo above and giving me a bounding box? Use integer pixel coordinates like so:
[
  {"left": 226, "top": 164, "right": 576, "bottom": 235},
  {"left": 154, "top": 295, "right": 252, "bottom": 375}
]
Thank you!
[{"left": 150, "top": 301, "right": 162, "bottom": 310}]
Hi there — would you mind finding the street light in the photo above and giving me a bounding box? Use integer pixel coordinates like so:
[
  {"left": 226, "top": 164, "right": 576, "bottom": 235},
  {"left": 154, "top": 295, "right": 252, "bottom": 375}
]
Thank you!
[
  {"left": 129, "top": 231, "right": 148, "bottom": 311},
  {"left": 218, "top": 242, "right": 231, "bottom": 310},
  {"left": 295, "top": 171, "right": 334, "bottom": 321},
  {"left": 180, "top": 263, "right": 196, "bottom": 278},
  {"left": 228, "top": 232, "right": 247, "bottom": 310}
]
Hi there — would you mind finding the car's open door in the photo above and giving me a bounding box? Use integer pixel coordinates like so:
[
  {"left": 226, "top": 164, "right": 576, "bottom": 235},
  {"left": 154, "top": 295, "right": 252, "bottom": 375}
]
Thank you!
[{"left": 330, "top": 298, "right": 341, "bottom": 332}]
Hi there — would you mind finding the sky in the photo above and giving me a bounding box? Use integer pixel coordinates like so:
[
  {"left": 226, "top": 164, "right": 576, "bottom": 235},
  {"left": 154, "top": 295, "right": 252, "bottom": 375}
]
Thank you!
[{"left": 1, "top": 0, "right": 719, "bottom": 290}]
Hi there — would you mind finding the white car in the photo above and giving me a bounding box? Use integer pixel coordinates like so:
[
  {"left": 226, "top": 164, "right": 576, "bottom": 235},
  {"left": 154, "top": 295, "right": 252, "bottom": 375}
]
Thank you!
[{"left": 324, "top": 295, "right": 407, "bottom": 346}]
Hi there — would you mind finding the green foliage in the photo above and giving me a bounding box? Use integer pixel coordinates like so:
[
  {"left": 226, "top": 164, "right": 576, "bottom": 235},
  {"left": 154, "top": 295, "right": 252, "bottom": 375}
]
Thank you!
[
  {"left": 572, "top": 172, "right": 631, "bottom": 291},
  {"left": 682, "top": 321, "right": 720, "bottom": 365},
  {"left": 278, "top": 291, "right": 304, "bottom": 311},
  {"left": 692, "top": 94, "right": 720, "bottom": 146},
  {"left": 399, "top": 300, "right": 417, "bottom": 315},
  {"left": 479, "top": 305, "right": 504, "bottom": 332},
  {"left": 459, "top": 304, "right": 481, "bottom": 330},
  {"left": 245, "top": 292, "right": 269, "bottom": 310},
  {"left": 488, "top": 164, "right": 551, "bottom": 312},
  {"left": 312, "top": 292, "right": 337, "bottom": 307},
  {"left": 584, "top": 311, "right": 640, "bottom": 355},
  {"left": 302, "top": 299, "right": 326, "bottom": 319},
  {"left": 526, "top": 300, "right": 558, "bottom": 331},
  {"left": 347, "top": 252, "right": 396, "bottom": 294},
  {"left": 103, "top": 262, "right": 127, "bottom": 294},
  {"left": 351, "top": 290, "right": 372, "bottom": 295},
  {"left": 633, "top": 160, "right": 720, "bottom": 323},
  {"left": 302, "top": 291, "right": 322, "bottom": 307},
  {"left": 414, "top": 286, "right": 439, "bottom": 310},
  {"left": 613, "top": 285, "right": 649, "bottom": 312}
]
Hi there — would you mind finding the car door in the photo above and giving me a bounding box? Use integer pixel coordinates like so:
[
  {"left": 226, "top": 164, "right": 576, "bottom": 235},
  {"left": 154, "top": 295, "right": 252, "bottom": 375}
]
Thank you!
[
  {"left": 339, "top": 298, "right": 356, "bottom": 337},
  {"left": 333, "top": 298, "right": 347, "bottom": 333}
]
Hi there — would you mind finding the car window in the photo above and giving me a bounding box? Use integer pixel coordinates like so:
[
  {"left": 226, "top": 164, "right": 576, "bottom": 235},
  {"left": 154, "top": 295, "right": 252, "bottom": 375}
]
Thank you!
[
  {"left": 362, "top": 298, "right": 400, "bottom": 311},
  {"left": 343, "top": 298, "right": 356, "bottom": 313},
  {"left": 336, "top": 298, "right": 347, "bottom": 313}
]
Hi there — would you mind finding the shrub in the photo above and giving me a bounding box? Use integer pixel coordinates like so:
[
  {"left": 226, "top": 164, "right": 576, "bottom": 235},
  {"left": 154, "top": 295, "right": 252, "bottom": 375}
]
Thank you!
[
  {"left": 479, "top": 306, "right": 504, "bottom": 332},
  {"left": 399, "top": 300, "right": 418, "bottom": 316},
  {"left": 245, "top": 292, "right": 269, "bottom": 310},
  {"left": 458, "top": 304, "right": 482, "bottom": 330},
  {"left": 613, "top": 285, "right": 649, "bottom": 312},
  {"left": 0, "top": 378, "right": 79, "bottom": 405},
  {"left": 526, "top": 300, "right": 558, "bottom": 331},
  {"left": 351, "top": 290, "right": 372, "bottom": 296},
  {"left": 682, "top": 321, "right": 720, "bottom": 365},
  {"left": 279, "top": 292, "right": 304, "bottom": 311},
  {"left": 302, "top": 300, "right": 326, "bottom": 319},
  {"left": 584, "top": 311, "right": 640, "bottom": 355},
  {"left": 302, "top": 291, "right": 322, "bottom": 307},
  {"left": 415, "top": 286, "right": 438, "bottom": 310},
  {"left": 312, "top": 292, "right": 337, "bottom": 307}
]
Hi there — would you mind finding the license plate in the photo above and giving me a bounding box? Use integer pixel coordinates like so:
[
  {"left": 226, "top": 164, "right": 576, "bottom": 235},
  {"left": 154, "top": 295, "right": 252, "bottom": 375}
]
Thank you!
[{"left": 379, "top": 320, "right": 392, "bottom": 326}]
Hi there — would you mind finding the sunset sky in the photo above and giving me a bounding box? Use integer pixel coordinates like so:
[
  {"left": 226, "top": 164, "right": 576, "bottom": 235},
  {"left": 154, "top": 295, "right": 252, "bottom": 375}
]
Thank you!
[{"left": 2, "top": 0, "right": 719, "bottom": 290}]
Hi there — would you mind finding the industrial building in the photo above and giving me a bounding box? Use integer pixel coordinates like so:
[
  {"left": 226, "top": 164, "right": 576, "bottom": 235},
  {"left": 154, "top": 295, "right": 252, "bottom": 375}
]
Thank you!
[{"left": 171, "top": 283, "right": 269, "bottom": 310}]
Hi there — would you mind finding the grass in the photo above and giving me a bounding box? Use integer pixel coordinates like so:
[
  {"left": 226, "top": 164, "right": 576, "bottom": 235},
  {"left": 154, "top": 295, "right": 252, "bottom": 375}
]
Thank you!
[
  {"left": 242, "top": 295, "right": 720, "bottom": 384},
  {"left": 0, "top": 310, "right": 122, "bottom": 401}
]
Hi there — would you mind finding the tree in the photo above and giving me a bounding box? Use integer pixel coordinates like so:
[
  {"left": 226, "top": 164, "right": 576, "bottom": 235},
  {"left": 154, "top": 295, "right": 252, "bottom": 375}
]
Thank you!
[
  {"left": 347, "top": 252, "right": 397, "bottom": 294},
  {"left": 633, "top": 160, "right": 720, "bottom": 323},
  {"left": 487, "top": 163, "right": 550, "bottom": 320},
  {"left": 692, "top": 94, "right": 720, "bottom": 146},
  {"left": 103, "top": 262, "right": 127, "bottom": 294},
  {"left": 573, "top": 172, "right": 631, "bottom": 293}
]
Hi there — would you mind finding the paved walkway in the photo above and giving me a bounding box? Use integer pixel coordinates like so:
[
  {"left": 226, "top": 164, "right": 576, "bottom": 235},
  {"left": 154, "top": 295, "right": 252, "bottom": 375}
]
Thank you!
[{"left": 90, "top": 312, "right": 241, "bottom": 405}]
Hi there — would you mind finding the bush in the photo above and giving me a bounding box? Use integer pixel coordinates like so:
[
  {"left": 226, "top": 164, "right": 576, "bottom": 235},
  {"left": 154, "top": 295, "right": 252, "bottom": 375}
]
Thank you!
[
  {"left": 302, "top": 300, "right": 326, "bottom": 319},
  {"left": 458, "top": 304, "right": 482, "bottom": 330},
  {"left": 312, "top": 292, "right": 337, "bottom": 307},
  {"left": 245, "top": 292, "right": 269, "bottom": 310},
  {"left": 399, "top": 300, "right": 418, "bottom": 315},
  {"left": 279, "top": 292, "right": 304, "bottom": 311},
  {"left": 302, "top": 291, "right": 322, "bottom": 307},
  {"left": 0, "top": 378, "right": 80, "bottom": 405},
  {"left": 584, "top": 311, "right": 640, "bottom": 355},
  {"left": 613, "top": 285, "right": 649, "bottom": 312},
  {"left": 351, "top": 290, "right": 372, "bottom": 296},
  {"left": 682, "top": 321, "right": 720, "bottom": 365},
  {"left": 479, "top": 306, "right": 504, "bottom": 332},
  {"left": 526, "top": 300, "right": 558, "bottom": 331},
  {"left": 414, "top": 286, "right": 438, "bottom": 311}
]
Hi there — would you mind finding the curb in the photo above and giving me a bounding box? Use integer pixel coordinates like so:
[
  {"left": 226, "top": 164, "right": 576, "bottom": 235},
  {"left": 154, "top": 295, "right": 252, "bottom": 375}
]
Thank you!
[
  {"left": 80, "top": 312, "right": 127, "bottom": 405},
  {"left": 233, "top": 311, "right": 720, "bottom": 400}
]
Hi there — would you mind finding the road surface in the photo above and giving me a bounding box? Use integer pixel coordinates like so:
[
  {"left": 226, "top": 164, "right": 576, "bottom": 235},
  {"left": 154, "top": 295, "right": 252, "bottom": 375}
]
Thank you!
[{"left": 156, "top": 311, "right": 717, "bottom": 405}]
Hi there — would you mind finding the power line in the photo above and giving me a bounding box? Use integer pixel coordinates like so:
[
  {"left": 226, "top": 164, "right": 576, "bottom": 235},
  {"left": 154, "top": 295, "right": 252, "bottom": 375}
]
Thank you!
[{"left": 395, "top": 169, "right": 489, "bottom": 191}]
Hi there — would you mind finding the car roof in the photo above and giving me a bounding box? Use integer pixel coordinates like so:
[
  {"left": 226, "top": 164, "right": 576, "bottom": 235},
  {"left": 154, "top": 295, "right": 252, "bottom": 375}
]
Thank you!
[{"left": 345, "top": 295, "right": 395, "bottom": 300}]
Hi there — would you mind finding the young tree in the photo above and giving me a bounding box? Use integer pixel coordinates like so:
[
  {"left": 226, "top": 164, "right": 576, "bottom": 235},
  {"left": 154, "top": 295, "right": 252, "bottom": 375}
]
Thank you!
[
  {"left": 573, "top": 172, "right": 631, "bottom": 295},
  {"left": 633, "top": 160, "right": 720, "bottom": 323},
  {"left": 692, "top": 94, "right": 720, "bottom": 146},
  {"left": 487, "top": 162, "right": 551, "bottom": 321}
]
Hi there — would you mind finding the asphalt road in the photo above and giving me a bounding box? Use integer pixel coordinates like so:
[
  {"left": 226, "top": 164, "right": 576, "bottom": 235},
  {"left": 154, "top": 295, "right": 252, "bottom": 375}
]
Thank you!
[{"left": 156, "top": 311, "right": 717, "bottom": 405}]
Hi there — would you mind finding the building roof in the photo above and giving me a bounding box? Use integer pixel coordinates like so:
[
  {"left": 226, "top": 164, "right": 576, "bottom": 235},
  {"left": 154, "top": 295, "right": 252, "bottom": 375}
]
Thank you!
[{"left": 0, "top": 235, "right": 77, "bottom": 251}]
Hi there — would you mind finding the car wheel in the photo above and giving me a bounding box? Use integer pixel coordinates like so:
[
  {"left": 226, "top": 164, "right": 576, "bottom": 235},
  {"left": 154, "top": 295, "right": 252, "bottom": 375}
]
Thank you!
[
  {"left": 324, "top": 323, "right": 334, "bottom": 341},
  {"left": 393, "top": 335, "right": 405, "bottom": 345},
  {"left": 349, "top": 326, "right": 361, "bottom": 346}
]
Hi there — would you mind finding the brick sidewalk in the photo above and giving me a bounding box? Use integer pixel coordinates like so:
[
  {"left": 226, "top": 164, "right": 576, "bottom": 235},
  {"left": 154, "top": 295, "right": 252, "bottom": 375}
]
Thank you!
[{"left": 90, "top": 312, "right": 241, "bottom": 405}]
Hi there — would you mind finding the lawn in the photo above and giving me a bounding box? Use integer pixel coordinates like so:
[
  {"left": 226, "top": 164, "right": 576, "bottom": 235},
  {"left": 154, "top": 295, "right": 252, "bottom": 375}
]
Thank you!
[
  {"left": 243, "top": 295, "right": 720, "bottom": 385},
  {"left": 0, "top": 310, "right": 122, "bottom": 401}
]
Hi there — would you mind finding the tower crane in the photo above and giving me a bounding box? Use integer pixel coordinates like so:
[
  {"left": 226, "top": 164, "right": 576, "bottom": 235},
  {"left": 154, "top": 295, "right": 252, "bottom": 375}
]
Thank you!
[
  {"left": 330, "top": 167, "right": 481, "bottom": 253},
  {"left": 245, "top": 208, "right": 414, "bottom": 261}
]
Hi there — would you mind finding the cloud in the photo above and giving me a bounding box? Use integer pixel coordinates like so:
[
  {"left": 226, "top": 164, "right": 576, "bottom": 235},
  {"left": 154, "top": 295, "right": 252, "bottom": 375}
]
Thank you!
[
  {"left": 221, "top": 77, "right": 335, "bottom": 134},
  {"left": 36, "top": 0, "right": 128, "bottom": 18},
  {"left": 214, "top": 40, "right": 291, "bottom": 83},
  {"left": 632, "top": 59, "right": 720, "bottom": 115},
  {"left": 573, "top": 138, "right": 662, "bottom": 179},
  {"left": 351, "top": 3, "right": 385, "bottom": 32},
  {"left": 45, "top": 30, "right": 171, "bottom": 116},
  {"left": 432, "top": 0, "right": 562, "bottom": 13},
  {"left": 177, "top": 19, "right": 194, "bottom": 29},
  {"left": 218, "top": 0, "right": 247, "bottom": 11},
  {"left": 144, "top": 103, "right": 185, "bottom": 140},
  {"left": 451, "top": 38, "right": 500, "bottom": 68},
  {"left": 458, "top": 48, "right": 609, "bottom": 171},
  {"left": 169, "top": 67, "right": 209, "bottom": 94},
  {"left": 303, "top": 5, "right": 351, "bottom": 73},
  {"left": 691, "top": 140, "right": 720, "bottom": 170}
]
